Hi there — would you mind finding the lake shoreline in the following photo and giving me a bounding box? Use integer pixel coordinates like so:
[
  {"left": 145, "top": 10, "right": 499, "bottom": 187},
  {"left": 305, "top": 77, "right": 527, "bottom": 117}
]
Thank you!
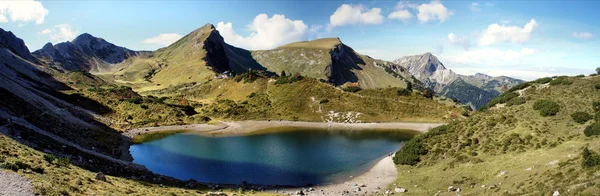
[
  {"left": 123, "top": 120, "right": 442, "bottom": 193},
  {"left": 275, "top": 155, "right": 398, "bottom": 195},
  {"left": 123, "top": 120, "right": 444, "bottom": 139}
]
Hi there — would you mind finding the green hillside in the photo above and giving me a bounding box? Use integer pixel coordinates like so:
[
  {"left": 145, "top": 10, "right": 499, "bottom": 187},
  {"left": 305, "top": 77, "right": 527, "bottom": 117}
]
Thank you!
[
  {"left": 392, "top": 75, "right": 600, "bottom": 195},
  {"left": 141, "top": 75, "right": 462, "bottom": 123}
]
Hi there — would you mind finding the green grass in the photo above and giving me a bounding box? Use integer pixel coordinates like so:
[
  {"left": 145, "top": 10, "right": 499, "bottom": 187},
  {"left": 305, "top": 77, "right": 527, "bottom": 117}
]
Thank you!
[{"left": 390, "top": 75, "right": 600, "bottom": 195}]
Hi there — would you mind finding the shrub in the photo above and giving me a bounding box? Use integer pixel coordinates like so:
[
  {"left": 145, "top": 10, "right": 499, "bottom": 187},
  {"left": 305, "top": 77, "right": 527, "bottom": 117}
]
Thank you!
[
  {"left": 594, "top": 102, "right": 600, "bottom": 112},
  {"left": 397, "top": 88, "right": 411, "bottom": 96},
  {"left": 319, "top": 99, "right": 329, "bottom": 104},
  {"left": 571, "top": 112, "right": 592, "bottom": 124},
  {"left": 576, "top": 74, "right": 585, "bottom": 77},
  {"left": 582, "top": 147, "right": 600, "bottom": 168},
  {"left": 482, "top": 92, "right": 520, "bottom": 110},
  {"left": 549, "top": 76, "right": 572, "bottom": 86},
  {"left": 125, "top": 97, "right": 143, "bottom": 104},
  {"left": 595, "top": 84, "right": 600, "bottom": 90},
  {"left": 343, "top": 86, "right": 362, "bottom": 92},
  {"left": 506, "top": 97, "right": 526, "bottom": 106},
  {"left": 584, "top": 122, "right": 600, "bottom": 137},
  {"left": 43, "top": 154, "right": 56, "bottom": 163},
  {"left": 532, "top": 77, "right": 552, "bottom": 84},
  {"left": 393, "top": 139, "right": 425, "bottom": 165},
  {"left": 533, "top": 99, "right": 560, "bottom": 117},
  {"left": 506, "top": 82, "right": 531, "bottom": 93},
  {"left": 55, "top": 157, "right": 71, "bottom": 167},
  {"left": 1, "top": 162, "right": 19, "bottom": 171},
  {"left": 394, "top": 125, "right": 447, "bottom": 165}
]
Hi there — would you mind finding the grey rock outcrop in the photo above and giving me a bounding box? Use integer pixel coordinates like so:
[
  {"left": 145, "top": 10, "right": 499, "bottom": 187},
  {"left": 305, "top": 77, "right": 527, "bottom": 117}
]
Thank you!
[
  {"left": 0, "top": 28, "right": 37, "bottom": 63},
  {"left": 32, "top": 33, "right": 150, "bottom": 72}
]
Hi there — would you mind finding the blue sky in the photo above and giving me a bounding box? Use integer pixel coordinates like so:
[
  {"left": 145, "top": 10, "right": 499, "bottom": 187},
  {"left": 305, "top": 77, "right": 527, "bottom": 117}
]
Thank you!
[{"left": 2, "top": 0, "right": 599, "bottom": 80}]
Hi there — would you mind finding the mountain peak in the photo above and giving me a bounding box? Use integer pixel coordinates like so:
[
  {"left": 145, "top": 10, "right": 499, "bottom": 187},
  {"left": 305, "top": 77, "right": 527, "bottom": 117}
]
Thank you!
[
  {"left": 0, "top": 27, "right": 36, "bottom": 62},
  {"left": 72, "top": 33, "right": 100, "bottom": 45},
  {"left": 473, "top": 72, "right": 493, "bottom": 79}
]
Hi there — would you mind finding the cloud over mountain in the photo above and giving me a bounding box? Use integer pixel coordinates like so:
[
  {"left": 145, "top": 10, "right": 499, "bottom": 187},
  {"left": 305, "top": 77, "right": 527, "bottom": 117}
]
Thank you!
[{"left": 217, "top": 13, "right": 307, "bottom": 50}]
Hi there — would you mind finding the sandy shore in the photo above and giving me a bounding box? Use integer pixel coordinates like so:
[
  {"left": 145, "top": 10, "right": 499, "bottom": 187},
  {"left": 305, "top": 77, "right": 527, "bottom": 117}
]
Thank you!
[
  {"left": 275, "top": 155, "right": 398, "bottom": 195},
  {"left": 123, "top": 120, "right": 443, "bottom": 138}
]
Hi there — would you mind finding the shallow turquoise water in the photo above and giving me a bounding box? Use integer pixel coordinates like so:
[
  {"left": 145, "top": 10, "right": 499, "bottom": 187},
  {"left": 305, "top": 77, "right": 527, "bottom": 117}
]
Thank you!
[{"left": 129, "top": 129, "right": 413, "bottom": 186}]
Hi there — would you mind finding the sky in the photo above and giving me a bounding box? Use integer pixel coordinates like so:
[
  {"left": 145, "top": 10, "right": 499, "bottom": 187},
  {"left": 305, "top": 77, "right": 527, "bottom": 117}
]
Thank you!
[{"left": 1, "top": 0, "right": 599, "bottom": 80}]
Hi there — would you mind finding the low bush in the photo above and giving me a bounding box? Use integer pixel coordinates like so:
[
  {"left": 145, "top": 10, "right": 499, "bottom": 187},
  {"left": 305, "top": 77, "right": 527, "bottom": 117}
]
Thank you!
[
  {"left": 533, "top": 99, "right": 560, "bottom": 116},
  {"left": 43, "top": 154, "right": 56, "bottom": 163},
  {"left": 549, "top": 76, "right": 573, "bottom": 86},
  {"left": 275, "top": 74, "right": 303, "bottom": 84},
  {"left": 571, "top": 112, "right": 592, "bottom": 124},
  {"left": 582, "top": 147, "right": 600, "bottom": 168},
  {"left": 506, "top": 97, "right": 526, "bottom": 106},
  {"left": 342, "top": 86, "right": 362, "bottom": 92},
  {"left": 397, "top": 88, "right": 411, "bottom": 96},
  {"left": 319, "top": 99, "right": 329, "bottom": 104},
  {"left": 532, "top": 77, "right": 552, "bottom": 84},
  {"left": 394, "top": 125, "right": 447, "bottom": 165},
  {"left": 594, "top": 102, "right": 600, "bottom": 112},
  {"left": 506, "top": 82, "right": 531, "bottom": 93},
  {"left": 55, "top": 157, "right": 71, "bottom": 167},
  {"left": 584, "top": 122, "right": 600, "bottom": 137},
  {"left": 595, "top": 84, "right": 600, "bottom": 90}
]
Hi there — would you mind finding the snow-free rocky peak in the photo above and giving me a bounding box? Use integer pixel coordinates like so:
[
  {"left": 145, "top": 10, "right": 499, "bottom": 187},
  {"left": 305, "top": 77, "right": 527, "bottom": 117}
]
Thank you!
[
  {"left": 32, "top": 33, "right": 148, "bottom": 72},
  {"left": 0, "top": 28, "right": 37, "bottom": 63}
]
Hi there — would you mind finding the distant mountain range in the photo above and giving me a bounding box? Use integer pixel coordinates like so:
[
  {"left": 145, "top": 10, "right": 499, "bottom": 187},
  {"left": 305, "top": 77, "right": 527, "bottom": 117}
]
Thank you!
[
  {"left": 32, "top": 33, "right": 150, "bottom": 72},
  {"left": 26, "top": 23, "right": 521, "bottom": 108},
  {"left": 393, "top": 53, "right": 524, "bottom": 109}
]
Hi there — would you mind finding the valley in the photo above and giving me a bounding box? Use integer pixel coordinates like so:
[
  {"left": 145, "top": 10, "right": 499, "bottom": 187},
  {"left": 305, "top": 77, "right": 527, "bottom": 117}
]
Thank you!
[{"left": 0, "top": 2, "right": 598, "bottom": 195}]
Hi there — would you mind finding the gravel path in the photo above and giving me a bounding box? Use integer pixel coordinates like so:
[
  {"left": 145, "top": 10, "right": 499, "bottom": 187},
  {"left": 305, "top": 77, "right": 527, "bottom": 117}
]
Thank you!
[{"left": 0, "top": 170, "right": 33, "bottom": 196}]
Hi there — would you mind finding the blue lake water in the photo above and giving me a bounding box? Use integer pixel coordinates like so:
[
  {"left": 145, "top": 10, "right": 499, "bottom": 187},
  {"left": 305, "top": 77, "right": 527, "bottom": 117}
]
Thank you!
[{"left": 129, "top": 128, "right": 415, "bottom": 186}]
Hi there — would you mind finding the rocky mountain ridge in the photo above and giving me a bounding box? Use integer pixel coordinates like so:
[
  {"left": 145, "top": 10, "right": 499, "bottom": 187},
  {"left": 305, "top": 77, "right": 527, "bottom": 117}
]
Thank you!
[
  {"left": 32, "top": 33, "right": 150, "bottom": 72},
  {"left": 393, "top": 53, "right": 524, "bottom": 109}
]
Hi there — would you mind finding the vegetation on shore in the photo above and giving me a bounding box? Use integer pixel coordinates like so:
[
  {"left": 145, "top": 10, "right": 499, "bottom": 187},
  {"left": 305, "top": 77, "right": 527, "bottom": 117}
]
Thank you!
[{"left": 391, "top": 75, "right": 600, "bottom": 195}]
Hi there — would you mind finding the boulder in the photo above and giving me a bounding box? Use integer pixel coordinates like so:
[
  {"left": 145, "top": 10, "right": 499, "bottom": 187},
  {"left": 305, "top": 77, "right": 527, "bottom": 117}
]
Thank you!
[
  {"left": 395, "top": 187, "right": 407, "bottom": 193},
  {"left": 448, "top": 186, "right": 456, "bottom": 192},
  {"left": 95, "top": 172, "right": 106, "bottom": 181},
  {"left": 553, "top": 190, "right": 560, "bottom": 196}
]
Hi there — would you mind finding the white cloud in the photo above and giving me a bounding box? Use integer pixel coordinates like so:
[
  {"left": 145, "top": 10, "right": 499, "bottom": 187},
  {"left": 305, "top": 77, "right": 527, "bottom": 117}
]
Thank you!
[
  {"left": 38, "top": 24, "right": 78, "bottom": 42},
  {"left": 571, "top": 32, "right": 594, "bottom": 39},
  {"left": 416, "top": 1, "right": 453, "bottom": 23},
  {"left": 520, "top": 48, "right": 535, "bottom": 55},
  {"left": 448, "top": 33, "right": 471, "bottom": 50},
  {"left": 309, "top": 24, "right": 323, "bottom": 39},
  {"left": 0, "top": 0, "right": 48, "bottom": 24},
  {"left": 142, "top": 33, "right": 183, "bottom": 47},
  {"left": 469, "top": 2, "right": 481, "bottom": 12},
  {"left": 328, "top": 4, "right": 384, "bottom": 29},
  {"left": 479, "top": 19, "right": 538, "bottom": 46},
  {"left": 388, "top": 10, "right": 413, "bottom": 23},
  {"left": 217, "top": 13, "right": 307, "bottom": 50},
  {"left": 39, "top": 28, "right": 51, "bottom": 35}
]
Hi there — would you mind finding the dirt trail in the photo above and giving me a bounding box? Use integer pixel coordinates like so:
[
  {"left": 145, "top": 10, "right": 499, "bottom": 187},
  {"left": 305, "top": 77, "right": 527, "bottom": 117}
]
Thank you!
[{"left": 0, "top": 170, "right": 33, "bottom": 196}]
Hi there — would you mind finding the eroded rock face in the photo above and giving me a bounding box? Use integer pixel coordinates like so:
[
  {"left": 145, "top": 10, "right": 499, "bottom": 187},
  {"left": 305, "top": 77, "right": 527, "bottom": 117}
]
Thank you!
[
  {"left": 32, "top": 33, "right": 149, "bottom": 72},
  {"left": 392, "top": 52, "right": 458, "bottom": 91},
  {"left": 0, "top": 28, "right": 37, "bottom": 63}
]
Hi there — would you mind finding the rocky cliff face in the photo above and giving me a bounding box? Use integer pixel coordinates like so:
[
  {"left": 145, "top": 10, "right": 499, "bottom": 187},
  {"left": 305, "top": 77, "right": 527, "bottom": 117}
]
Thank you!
[
  {"left": 0, "top": 28, "right": 37, "bottom": 62},
  {"left": 392, "top": 52, "right": 458, "bottom": 91},
  {"left": 392, "top": 52, "right": 523, "bottom": 109},
  {"left": 32, "top": 33, "right": 149, "bottom": 72}
]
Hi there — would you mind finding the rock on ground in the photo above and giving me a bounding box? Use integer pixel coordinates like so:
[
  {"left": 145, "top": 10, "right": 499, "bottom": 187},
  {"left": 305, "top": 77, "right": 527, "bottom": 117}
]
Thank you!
[{"left": 0, "top": 170, "right": 33, "bottom": 196}]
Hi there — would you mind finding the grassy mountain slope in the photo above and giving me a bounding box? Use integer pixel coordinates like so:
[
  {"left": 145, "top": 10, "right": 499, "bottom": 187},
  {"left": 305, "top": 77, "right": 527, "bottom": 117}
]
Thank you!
[
  {"left": 392, "top": 75, "right": 600, "bottom": 195},
  {"left": 142, "top": 75, "right": 462, "bottom": 123},
  {"left": 252, "top": 38, "right": 412, "bottom": 89}
]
